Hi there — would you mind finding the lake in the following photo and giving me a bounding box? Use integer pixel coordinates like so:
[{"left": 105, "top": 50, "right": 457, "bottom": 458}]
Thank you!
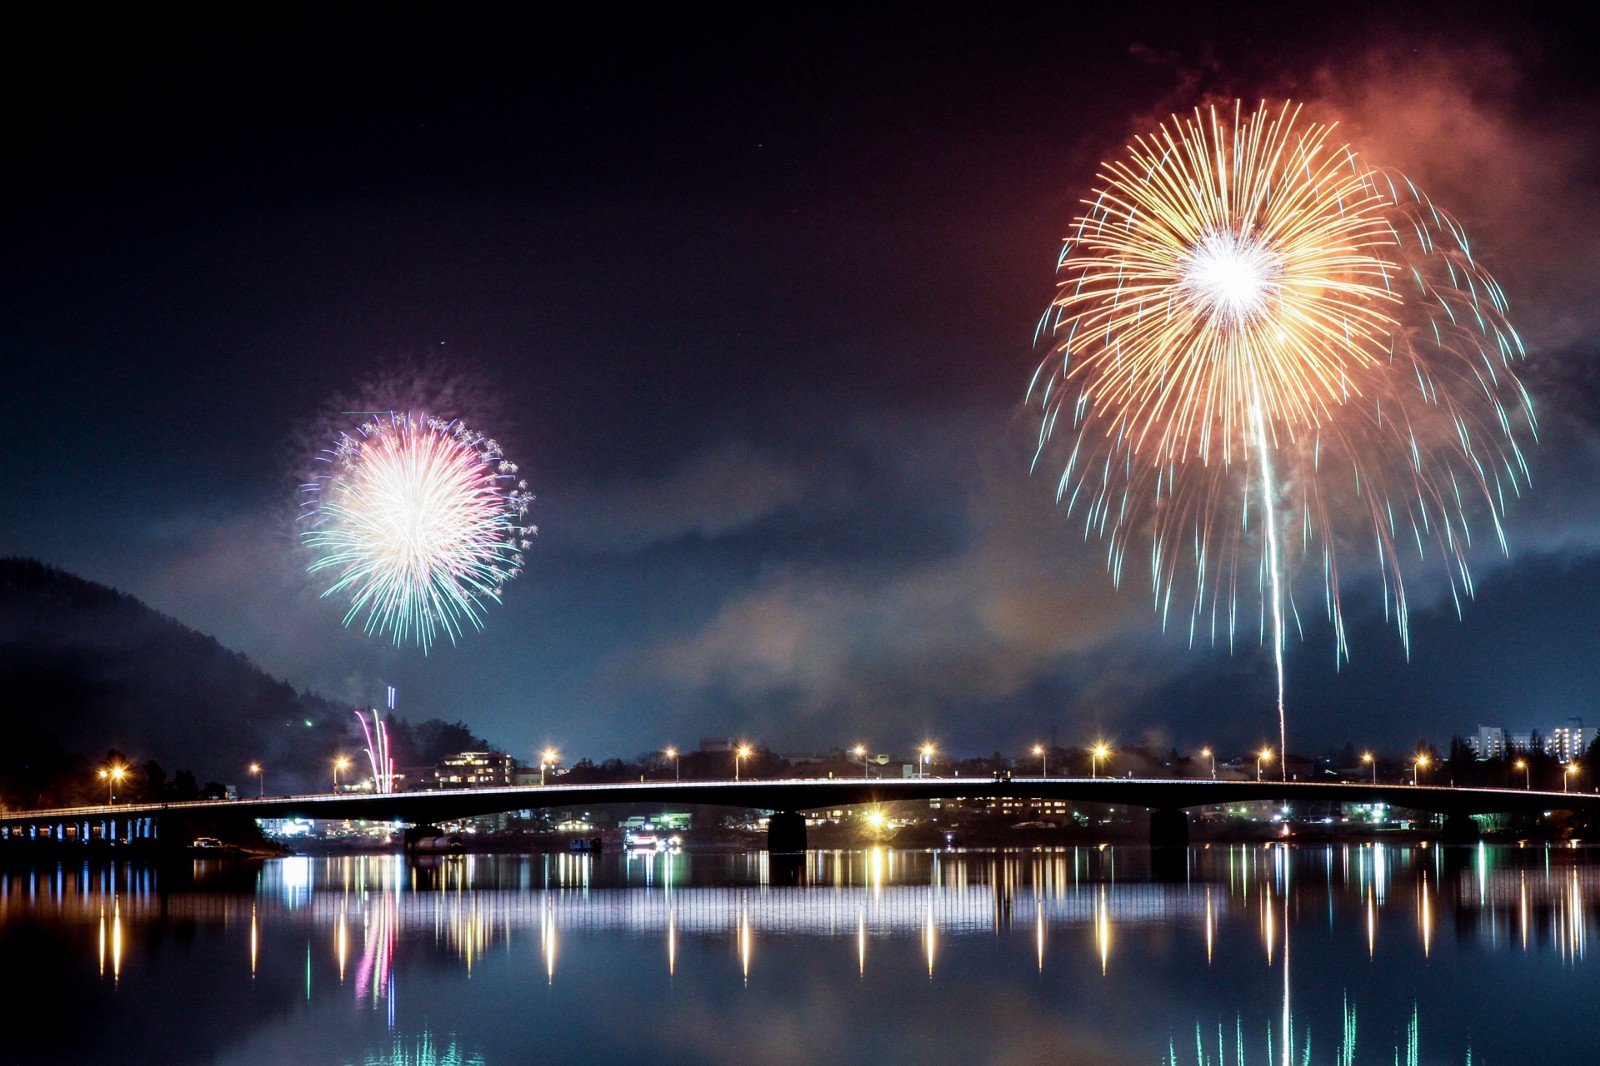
[{"left": 3, "top": 843, "right": 1595, "bottom": 1065}]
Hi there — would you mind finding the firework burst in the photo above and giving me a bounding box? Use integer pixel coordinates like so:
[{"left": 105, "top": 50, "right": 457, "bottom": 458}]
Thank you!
[
  {"left": 300, "top": 411, "right": 535, "bottom": 651},
  {"left": 1030, "top": 100, "right": 1535, "bottom": 756}
]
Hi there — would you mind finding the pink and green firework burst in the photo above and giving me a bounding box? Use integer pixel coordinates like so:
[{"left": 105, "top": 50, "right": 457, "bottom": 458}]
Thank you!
[{"left": 300, "top": 412, "right": 535, "bottom": 651}]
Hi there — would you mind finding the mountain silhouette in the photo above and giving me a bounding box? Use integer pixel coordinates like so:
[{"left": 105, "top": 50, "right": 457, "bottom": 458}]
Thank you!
[{"left": 0, "top": 558, "right": 356, "bottom": 803}]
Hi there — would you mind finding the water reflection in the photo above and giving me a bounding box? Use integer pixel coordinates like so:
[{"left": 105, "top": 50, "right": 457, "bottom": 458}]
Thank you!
[
  {"left": 10, "top": 844, "right": 1600, "bottom": 977},
  {"left": 2, "top": 844, "right": 1599, "bottom": 1065}
]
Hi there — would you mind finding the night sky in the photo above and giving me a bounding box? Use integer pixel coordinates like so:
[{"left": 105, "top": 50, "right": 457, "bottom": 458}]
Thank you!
[{"left": 6, "top": 4, "right": 1598, "bottom": 766}]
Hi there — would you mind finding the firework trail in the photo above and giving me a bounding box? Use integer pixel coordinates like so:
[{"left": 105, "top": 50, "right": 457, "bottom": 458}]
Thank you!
[
  {"left": 1030, "top": 100, "right": 1535, "bottom": 768},
  {"left": 300, "top": 411, "right": 535, "bottom": 651}
]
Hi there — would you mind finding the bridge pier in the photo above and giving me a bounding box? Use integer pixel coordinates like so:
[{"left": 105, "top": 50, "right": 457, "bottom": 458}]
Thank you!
[
  {"left": 767, "top": 811, "right": 807, "bottom": 855},
  {"left": 1149, "top": 808, "right": 1190, "bottom": 849},
  {"left": 403, "top": 825, "right": 445, "bottom": 852},
  {"left": 1441, "top": 812, "right": 1481, "bottom": 845}
]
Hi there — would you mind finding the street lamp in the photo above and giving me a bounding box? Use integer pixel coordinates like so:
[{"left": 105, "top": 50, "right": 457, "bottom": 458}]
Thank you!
[
  {"left": 735, "top": 744, "right": 752, "bottom": 781},
  {"left": 853, "top": 745, "right": 868, "bottom": 779},
  {"left": 540, "top": 748, "right": 559, "bottom": 786},
  {"left": 665, "top": 747, "right": 679, "bottom": 781},
  {"left": 249, "top": 762, "right": 263, "bottom": 797},
  {"left": 1200, "top": 747, "right": 1215, "bottom": 779},
  {"left": 1033, "top": 744, "right": 1048, "bottom": 777},
  {"left": 99, "top": 764, "right": 126, "bottom": 805},
  {"left": 1413, "top": 753, "right": 1430, "bottom": 786},
  {"left": 920, "top": 743, "right": 936, "bottom": 778},
  {"left": 1091, "top": 743, "right": 1110, "bottom": 779},
  {"left": 333, "top": 756, "right": 350, "bottom": 793},
  {"left": 1256, "top": 748, "right": 1273, "bottom": 782},
  {"left": 1514, "top": 758, "right": 1529, "bottom": 789},
  {"left": 1565, "top": 763, "right": 1579, "bottom": 793},
  {"left": 1361, "top": 752, "right": 1375, "bottom": 784}
]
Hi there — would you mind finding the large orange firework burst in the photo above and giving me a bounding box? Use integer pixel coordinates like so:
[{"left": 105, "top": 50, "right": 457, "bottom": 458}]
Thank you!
[{"left": 1030, "top": 100, "right": 1535, "bottom": 746}]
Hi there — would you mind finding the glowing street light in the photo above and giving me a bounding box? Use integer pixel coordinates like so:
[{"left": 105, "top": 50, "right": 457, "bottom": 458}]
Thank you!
[
  {"left": 1361, "top": 752, "right": 1375, "bottom": 784},
  {"left": 1033, "top": 744, "right": 1048, "bottom": 777},
  {"left": 1255, "top": 748, "right": 1273, "bottom": 782},
  {"left": 735, "top": 744, "right": 752, "bottom": 781},
  {"left": 665, "top": 747, "right": 680, "bottom": 781},
  {"left": 853, "top": 745, "right": 869, "bottom": 779},
  {"left": 919, "top": 743, "right": 936, "bottom": 779},
  {"left": 1514, "top": 758, "right": 1529, "bottom": 789},
  {"left": 1091, "top": 743, "right": 1111, "bottom": 779},
  {"left": 540, "top": 748, "right": 560, "bottom": 786},
  {"left": 1413, "top": 753, "right": 1430, "bottom": 786},
  {"left": 99, "top": 763, "right": 126, "bottom": 805},
  {"left": 1199, "top": 747, "right": 1215, "bottom": 779},
  {"left": 333, "top": 755, "right": 350, "bottom": 793},
  {"left": 1565, "top": 763, "right": 1580, "bottom": 793},
  {"left": 249, "top": 762, "right": 263, "bottom": 797}
]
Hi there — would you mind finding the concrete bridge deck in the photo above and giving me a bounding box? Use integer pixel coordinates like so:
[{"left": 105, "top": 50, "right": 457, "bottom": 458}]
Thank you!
[{"left": 4, "top": 775, "right": 1596, "bottom": 853}]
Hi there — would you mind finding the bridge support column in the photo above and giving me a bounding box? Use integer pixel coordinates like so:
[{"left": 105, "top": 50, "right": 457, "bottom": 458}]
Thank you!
[
  {"left": 403, "top": 825, "right": 445, "bottom": 853},
  {"left": 1149, "top": 808, "right": 1190, "bottom": 849},
  {"left": 767, "top": 811, "right": 807, "bottom": 855},
  {"left": 1441, "top": 812, "right": 1481, "bottom": 845}
]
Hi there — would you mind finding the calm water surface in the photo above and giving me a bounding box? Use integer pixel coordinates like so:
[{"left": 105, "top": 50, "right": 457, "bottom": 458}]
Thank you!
[{"left": 4, "top": 843, "right": 1597, "bottom": 1065}]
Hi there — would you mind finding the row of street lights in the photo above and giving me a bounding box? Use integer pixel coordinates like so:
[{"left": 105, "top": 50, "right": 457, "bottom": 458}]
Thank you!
[
  {"left": 246, "top": 755, "right": 350, "bottom": 793},
  {"left": 603, "top": 744, "right": 1581, "bottom": 789},
  {"left": 229, "top": 741, "right": 1582, "bottom": 797}
]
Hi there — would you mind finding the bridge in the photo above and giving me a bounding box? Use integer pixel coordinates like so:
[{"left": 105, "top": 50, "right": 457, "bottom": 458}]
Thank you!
[{"left": 4, "top": 775, "right": 1597, "bottom": 855}]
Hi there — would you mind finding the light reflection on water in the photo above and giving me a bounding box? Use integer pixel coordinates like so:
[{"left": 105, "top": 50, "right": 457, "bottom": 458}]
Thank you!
[{"left": 2, "top": 843, "right": 1598, "bottom": 1065}]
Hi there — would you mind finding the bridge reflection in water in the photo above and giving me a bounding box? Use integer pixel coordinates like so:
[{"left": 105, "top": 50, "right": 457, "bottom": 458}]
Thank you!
[
  {"left": 5, "top": 844, "right": 1600, "bottom": 1065},
  {"left": 4, "top": 844, "right": 1595, "bottom": 985}
]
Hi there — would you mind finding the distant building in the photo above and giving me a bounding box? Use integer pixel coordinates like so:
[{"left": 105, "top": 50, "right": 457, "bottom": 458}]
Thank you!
[
  {"left": 1550, "top": 724, "right": 1592, "bottom": 762},
  {"left": 1459, "top": 722, "right": 1589, "bottom": 761},
  {"left": 434, "top": 751, "right": 517, "bottom": 788},
  {"left": 1465, "top": 726, "right": 1509, "bottom": 760},
  {"left": 618, "top": 813, "right": 691, "bottom": 830},
  {"left": 980, "top": 795, "right": 1075, "bottom": 820}
]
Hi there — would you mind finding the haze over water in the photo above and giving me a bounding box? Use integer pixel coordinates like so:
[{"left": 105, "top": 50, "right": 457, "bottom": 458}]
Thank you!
[{"left": 5, "top": 844, "right": 1597, "bottom": 1065}]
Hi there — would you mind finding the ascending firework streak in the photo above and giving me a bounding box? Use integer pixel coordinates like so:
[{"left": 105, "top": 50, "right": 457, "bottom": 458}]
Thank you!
[
  {"left": 301, "top": 411, "right": 535, "bottom": 651},
  {"left": 1030, "top": 101, "right": 1535, "bottom": 770},
  {"left": 357, "top": 687, "right": 398, "bottom": 794}
]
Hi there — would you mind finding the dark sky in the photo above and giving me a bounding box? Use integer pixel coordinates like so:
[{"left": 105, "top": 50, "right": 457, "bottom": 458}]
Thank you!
[{"left": 5, "top": 4, "right": 1598, "bottom": 766}]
